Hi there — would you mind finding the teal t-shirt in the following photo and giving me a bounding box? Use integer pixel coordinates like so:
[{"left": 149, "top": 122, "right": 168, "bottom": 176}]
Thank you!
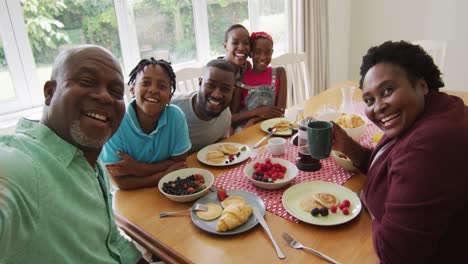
[
  {"left": 100, "top": 100, "right": 191, "bottom": 164},
  {"left": 0, "top": 119, "right": 141, "bottom": 263}
]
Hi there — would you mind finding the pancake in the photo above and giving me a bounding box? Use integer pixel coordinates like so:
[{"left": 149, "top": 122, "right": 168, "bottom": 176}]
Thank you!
[
  {"left": 218, "top": 144, "right": 239, "bottom": 155},
  {"left": 299, "top": 196, "right": 324, "bottom": 212},
  {"left": 206, "top": 150, "right": 225, "bottom": 164},
  {"left": 196, "top": 203, "right": 223, "bottom": 220},
  {"left": 221, "top": 196, "right": 246, "bottom": 208},
  {"left": 312, "top": 193, "right": 339, "bottom": 208},
  {"left": 273, "top": 120, "right": 292, "bottom": 132}
]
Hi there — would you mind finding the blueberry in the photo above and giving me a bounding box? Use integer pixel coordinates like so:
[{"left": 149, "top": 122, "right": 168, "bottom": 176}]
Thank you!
[
  {"left": 320, "top": 207, "right": 329, "bottom": 216},
  {"left": 311, "top": 208, "right": 320, "bottom": 216}
]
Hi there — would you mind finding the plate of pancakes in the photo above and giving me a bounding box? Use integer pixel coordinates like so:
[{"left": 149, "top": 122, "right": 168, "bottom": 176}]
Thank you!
[
  {"left": 191, "top": 190, "right": 266, "bottom": 235},
  {"left": 260, "top": 117, "right": 293, "bottom": 136},
  {"left": 197, "top": 142, "right": 251, "bottom": 166},
  {"left": 282, "top": 181, "right": 362, "bottom": 226}
]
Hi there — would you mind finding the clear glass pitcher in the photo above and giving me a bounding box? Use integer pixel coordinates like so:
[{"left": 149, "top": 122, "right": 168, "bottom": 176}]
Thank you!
[{"left": 340, "top": 86, "right": 357, "bottom": 114}]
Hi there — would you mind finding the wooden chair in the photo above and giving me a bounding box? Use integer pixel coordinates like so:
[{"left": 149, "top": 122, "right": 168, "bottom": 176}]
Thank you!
[
  {"left": 174, "top": 67, "right": 204, "bottom": 94},
  {"left": 271, "top": 53, "right": 311, "bottom": 108},
  {"left": 412, "top": 40, "right": 447, "bottom": 73}
]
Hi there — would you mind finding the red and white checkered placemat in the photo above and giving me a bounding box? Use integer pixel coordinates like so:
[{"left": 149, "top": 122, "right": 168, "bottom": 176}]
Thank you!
[{"left": 213, "top": 101, "right": 381, "bottom": 223}]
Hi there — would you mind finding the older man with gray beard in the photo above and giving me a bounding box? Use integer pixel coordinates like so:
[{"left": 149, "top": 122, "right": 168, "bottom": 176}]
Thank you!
[{"left": 0, "top": 45, "right": 148, "bottom": 263}]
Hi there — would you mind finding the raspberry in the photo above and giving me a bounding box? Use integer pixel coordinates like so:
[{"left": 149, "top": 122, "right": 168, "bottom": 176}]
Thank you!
[
  {"left": 342, "top": 208, "right": 349, "bottom": 215},
  {"left": 342, "top": 199, "right": 351, "bottom": 207},
  {"left": 330, "top": 206, "right": 337, "bottom": 213},
  {"left": 228, "top": 154, "right": 234, "bottom": 159}
]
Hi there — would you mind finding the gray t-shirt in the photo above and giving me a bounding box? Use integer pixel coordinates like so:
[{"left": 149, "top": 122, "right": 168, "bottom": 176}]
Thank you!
[{"left": 171, "top": 92, "right": 231, "bottom": 153}]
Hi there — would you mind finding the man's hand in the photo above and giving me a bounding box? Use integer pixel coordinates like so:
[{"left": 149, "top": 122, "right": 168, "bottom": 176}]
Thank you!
[{"left": 105, "top": 151, "right": 139, "bottom": 177}]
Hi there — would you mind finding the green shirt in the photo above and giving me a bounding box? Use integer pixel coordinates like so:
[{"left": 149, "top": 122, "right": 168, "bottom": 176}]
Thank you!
[{"left": 0, "top": 119, "right": 141, "bottom": 263}]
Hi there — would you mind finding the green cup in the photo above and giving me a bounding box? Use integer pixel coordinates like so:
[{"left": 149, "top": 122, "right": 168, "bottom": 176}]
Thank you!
[{"left": 307, "top": 121, "right": 333, "bottom": 159}]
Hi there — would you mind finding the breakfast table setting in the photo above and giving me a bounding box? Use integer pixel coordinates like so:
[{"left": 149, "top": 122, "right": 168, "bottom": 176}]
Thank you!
[{"left": 113, "top": 81, "right": 381, "bottom": 264}]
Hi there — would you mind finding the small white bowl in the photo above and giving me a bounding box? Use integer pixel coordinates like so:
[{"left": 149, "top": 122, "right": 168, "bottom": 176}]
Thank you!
[
  {"left": 316, "top": 112, "right": 367, "bottom": 141},
  {"left": 244, "top": 158, "right": 298, "bottom": 190},
  {"left": 158, "top": 168, "right": 214, "bottom": 202},
  {"left": 332, "top": 150, "right": 357, "bottom": 171}
]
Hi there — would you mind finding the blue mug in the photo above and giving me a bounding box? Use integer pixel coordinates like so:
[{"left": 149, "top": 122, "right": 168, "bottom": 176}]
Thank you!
[{"left": 307, "top": 121, "right": 333, "bottom": 159}]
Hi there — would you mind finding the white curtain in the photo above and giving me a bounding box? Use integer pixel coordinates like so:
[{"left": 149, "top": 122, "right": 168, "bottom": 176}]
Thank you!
[{"left": 288, "top": 0, "right": 329, "bottom": 95}]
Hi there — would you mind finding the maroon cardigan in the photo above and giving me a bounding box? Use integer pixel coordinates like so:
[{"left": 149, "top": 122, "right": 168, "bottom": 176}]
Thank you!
[{"left": 362, "top": 91, "right": 468, "bottom": 263}]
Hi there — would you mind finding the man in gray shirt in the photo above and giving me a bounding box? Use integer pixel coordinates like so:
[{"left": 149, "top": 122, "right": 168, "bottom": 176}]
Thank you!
[{"left": 172, "top": 59, "right": 236, "bottom": 153}]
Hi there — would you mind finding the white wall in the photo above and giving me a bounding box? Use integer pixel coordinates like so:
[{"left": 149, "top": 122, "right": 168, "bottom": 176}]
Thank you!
[
  {"left": 328, "top": 0, "right": 351, "bottom": 87},
  {"left": 328, "top": 0, "right": 468, "bottom": 91}
]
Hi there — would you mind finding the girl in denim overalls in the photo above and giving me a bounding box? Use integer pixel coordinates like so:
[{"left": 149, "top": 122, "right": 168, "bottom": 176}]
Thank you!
[{"left": 231, "top": 32, "right": 287, "bottom": 131}]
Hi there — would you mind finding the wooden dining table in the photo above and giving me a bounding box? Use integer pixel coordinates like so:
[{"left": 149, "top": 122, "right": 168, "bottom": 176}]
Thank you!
[{"left": 113, "top": 81, "right": 378, "bottom": 264}]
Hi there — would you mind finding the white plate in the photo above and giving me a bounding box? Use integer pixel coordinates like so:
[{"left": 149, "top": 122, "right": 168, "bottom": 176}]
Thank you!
[
  {"left": 244, "top": 158, "right": 298, "bottom": 190},
  {"left": 260, "top": 117, "right": 293, "bottom": 136},
  {"left": 191, "top": 190, "right": 266, "bottom": 235},
  {"left": 197, "top": 142, "right": 250, "bottom": 166},
  {"left": 282, "top": 181, "right": 361, "bottom": 226}
]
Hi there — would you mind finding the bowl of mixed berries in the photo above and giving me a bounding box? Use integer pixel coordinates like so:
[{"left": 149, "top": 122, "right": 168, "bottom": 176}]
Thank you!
[
  {"left": 158, "top": 168, "right": 214, "bottom": 202},
  {"left": 244, "top": 158, "right": 298, "bottom": 190}
]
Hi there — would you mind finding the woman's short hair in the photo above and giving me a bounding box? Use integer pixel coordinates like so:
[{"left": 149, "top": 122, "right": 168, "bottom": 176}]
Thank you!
[{"left": 359, "top": 40, "right": 444, "bottom": 91}]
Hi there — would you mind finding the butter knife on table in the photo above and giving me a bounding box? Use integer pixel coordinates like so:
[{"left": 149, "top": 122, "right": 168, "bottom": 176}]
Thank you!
[
  {"left": 253, "top": 207, "right": 286, "bottom": 259},
  {"left": 253, "top": 128, "right": 277, "bottom": 149}
]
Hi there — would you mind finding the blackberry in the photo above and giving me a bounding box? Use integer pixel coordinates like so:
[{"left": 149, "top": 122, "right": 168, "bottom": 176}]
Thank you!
[
  {"left": 320, "top": 207, "right": 329, "bottom": 216},
  {"left": 311, "top": 208, "right": 320, "bottom": 217},
  {"left": 162, "top": 174, "right": 206, "bottom": 196}
]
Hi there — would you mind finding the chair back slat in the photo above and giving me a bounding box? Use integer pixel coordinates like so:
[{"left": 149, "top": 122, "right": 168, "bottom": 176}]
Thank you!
[{"left": 271, "top": 52, "right": 311, "bottom": 108}]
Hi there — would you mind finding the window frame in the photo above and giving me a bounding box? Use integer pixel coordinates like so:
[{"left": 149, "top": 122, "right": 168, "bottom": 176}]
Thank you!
[{"left": 0, "top": 0, "right": 290, "bottom": 117}]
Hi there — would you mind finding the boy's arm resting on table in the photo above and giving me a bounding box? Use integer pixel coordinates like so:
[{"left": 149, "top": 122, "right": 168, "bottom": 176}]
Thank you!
[
  {"left": 105, "top": 151, "right": 179, "bottom": 177},
  {"left": 110, "top": 153, "right": 188, "bottom": 190}
]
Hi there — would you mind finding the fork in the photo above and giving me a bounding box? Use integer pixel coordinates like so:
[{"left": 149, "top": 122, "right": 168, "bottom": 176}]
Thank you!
[
  {"left": 282, "top": 232, "right": 341, "bottom": 264},
  {"left": 159, "top": 204, "right": 208, "bottom": 218}
]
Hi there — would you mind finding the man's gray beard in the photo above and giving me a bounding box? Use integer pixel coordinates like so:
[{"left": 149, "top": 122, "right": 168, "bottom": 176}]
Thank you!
[{"left": 70, "top": 121, "right": 108, "bottom": 149}]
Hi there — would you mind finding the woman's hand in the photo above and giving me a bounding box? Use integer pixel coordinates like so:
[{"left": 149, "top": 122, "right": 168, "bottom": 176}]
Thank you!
[{"left": 331, "top": 121, "right": 352, "bottom": 153}]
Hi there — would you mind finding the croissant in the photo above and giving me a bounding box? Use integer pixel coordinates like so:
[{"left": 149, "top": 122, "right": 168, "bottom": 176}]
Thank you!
[{"left": 216, "top": 204, "right": 253, "bottom": 232}]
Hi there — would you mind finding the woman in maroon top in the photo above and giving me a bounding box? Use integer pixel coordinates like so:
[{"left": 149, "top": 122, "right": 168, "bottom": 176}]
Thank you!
[{"left": 332, "top": 41, "right": 468, "bottom": 263}]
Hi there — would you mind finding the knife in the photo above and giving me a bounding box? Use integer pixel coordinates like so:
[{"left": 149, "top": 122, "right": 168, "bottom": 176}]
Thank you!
[
  {"left": 253, "top": 128, "right": 277, "bottom": 149},
  {"left": 253, "top": 208, "right": 286, "bottom": 259}
]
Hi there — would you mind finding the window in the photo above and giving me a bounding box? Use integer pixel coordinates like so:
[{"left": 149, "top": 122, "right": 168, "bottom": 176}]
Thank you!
[
  {"left": 0, "top": 0, "right": 288, "bottom": 117},
  {"left": 0, "top": 37, "right": 15, "bottom": 101}
]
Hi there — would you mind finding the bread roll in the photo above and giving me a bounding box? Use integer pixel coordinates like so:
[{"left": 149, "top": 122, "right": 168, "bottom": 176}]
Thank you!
[{"left": 216, "top": 204, "right": 253, "bottom": 232}]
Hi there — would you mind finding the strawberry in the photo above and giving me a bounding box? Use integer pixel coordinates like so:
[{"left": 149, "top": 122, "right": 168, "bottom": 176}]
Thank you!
[
  {"left": 217, "top": 188, "right": 228, "bottom": 201},
  {"left": 187, "top": 187, "right": 195, "bottom": 193}
]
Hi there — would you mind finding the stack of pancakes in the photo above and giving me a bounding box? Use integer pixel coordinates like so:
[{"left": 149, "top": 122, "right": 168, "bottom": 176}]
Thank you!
[
  {"left": 299, "top": 192, "right": 339, "bottom": 212},
  {"left": 273, "top": 120, "right": 292, "bottom": 132},
  {"left": 205, "top": 144, "right": 240, "bottom": 164}
]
